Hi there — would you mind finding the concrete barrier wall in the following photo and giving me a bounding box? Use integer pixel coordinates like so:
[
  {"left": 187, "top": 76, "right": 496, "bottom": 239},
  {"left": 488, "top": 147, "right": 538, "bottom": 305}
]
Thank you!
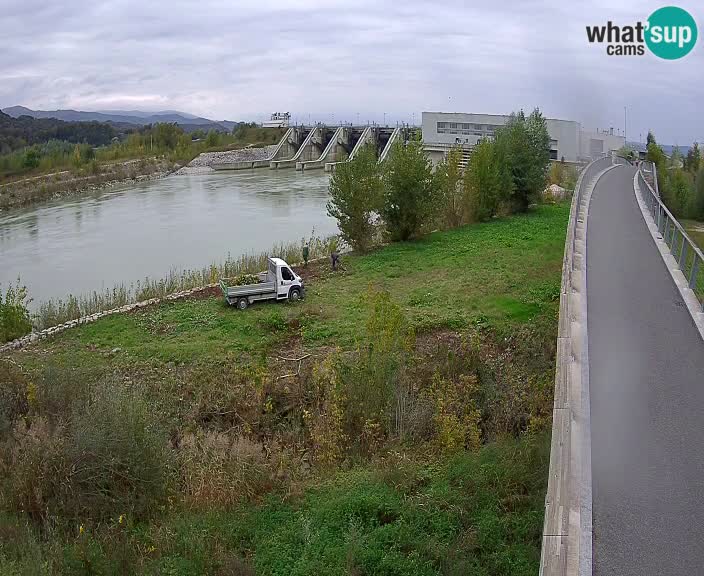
[{"left": 540, "top": 155, "right": 615, "bottom": 576}]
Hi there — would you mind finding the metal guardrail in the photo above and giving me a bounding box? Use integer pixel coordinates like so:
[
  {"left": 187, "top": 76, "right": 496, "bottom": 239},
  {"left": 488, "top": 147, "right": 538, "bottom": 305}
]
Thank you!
[{"left": 637, "top": 163, "right": 704, "bottom": 309}]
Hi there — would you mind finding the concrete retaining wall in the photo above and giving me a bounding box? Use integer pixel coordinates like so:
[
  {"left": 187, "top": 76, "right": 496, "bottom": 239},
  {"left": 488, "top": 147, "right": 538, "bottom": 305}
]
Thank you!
[{"left": 540, "top": 155, "right": 615, "bottom": 576}]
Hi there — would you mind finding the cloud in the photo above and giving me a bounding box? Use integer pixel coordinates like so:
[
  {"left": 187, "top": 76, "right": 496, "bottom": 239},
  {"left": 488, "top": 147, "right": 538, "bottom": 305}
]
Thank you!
[{"left": 0, "top": 0, "right": 701, "bottom": 143}]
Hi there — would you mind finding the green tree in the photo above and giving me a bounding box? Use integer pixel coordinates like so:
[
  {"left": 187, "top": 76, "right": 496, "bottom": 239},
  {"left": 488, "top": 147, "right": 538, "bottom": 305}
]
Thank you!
[
  {"left": 666, "top": 168, "right": 692, "bottom": 218},
  {"left": 685, "top": 142, "right": 701, "bottom": 173},
  {"left": 205, "top": 130, "right": 220, "bottom": 148},
  {"left": 151, "top": 123, "right": 183, "bottom": 149},
  {"left": 464, "top": 138, "right": 511, "bottom": 221},
  {"left": 693, "top": 168, "right": 704, "bottom": 220},
  {"left": 494, "top": 109, "right": 550, "bottom": 212},
  {"left": 434, "top": 146, "right": 465, "bottom": 229},
  {"left": 326, "top": 144, "right": 383, "bottom": 252},
  {"left": 22, "top": 148, "right": 40, "bottom": 169},
  {"left": 381, "top": 141, "right": 437, "bottom": 241}
]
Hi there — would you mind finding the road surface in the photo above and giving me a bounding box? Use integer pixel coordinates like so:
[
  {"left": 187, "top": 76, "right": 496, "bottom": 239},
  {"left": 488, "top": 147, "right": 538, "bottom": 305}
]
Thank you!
[{"left": 587, "top": 164, "right": 704, "bottom": 575}]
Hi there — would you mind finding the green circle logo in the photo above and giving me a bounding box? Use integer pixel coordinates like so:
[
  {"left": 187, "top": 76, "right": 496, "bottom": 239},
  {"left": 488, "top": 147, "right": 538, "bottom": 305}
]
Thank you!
[{"left": 645, "top": 6, "right": 698, "bottom": 59}]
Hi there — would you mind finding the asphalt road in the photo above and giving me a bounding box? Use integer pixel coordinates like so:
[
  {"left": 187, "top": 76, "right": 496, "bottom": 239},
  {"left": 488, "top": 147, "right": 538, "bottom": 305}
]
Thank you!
[{"left": 587, "top": 165, "right": 704, "bottom": 575}]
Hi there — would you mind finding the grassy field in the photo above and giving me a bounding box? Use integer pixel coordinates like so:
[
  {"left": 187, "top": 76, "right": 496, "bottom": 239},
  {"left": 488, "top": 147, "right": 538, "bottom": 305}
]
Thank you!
[
  {"left": 683, "top": 219, "right": 704, "bottom": 251},
  {"left": 39, "top": 203, "right": 566, "bottom": 364},
  {"left": 0, "top": 203, "right": 569, "bottom": 575}
]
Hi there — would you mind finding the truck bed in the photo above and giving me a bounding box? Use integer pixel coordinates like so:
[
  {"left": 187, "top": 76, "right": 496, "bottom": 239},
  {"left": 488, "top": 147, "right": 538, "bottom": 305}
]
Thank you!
[{"left": 219, "top": 279, "right": 276, "bottom": 300}]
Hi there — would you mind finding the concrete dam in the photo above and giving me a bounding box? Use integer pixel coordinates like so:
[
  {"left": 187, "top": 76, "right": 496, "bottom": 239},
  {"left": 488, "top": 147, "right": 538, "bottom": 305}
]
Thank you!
[{"left": 211, "top": 125, "right": 407, "bottom": 172}]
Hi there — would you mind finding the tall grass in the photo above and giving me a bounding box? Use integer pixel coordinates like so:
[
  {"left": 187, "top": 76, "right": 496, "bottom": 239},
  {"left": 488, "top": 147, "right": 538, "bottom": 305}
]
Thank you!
[{"left": 34, "top": 234, "right": 338, "bottom": 330}]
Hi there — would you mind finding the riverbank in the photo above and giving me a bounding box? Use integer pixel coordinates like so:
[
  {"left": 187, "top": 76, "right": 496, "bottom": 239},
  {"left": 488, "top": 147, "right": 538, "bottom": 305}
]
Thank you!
[
  {"left": 0, "top": 157, "right": 177, "bottom": 211},
  {"left": 0, "top": 203, "right": 568, "bottom": 574}
]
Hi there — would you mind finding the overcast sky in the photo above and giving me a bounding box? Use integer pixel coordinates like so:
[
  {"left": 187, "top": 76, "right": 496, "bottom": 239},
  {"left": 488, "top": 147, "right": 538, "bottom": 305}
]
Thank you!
[{"left": 1, "top": 0, "right": 702, "bottom": 144}]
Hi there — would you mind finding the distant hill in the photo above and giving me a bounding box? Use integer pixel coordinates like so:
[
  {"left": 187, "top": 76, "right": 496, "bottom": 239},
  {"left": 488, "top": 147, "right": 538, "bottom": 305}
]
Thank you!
[
  {"left": 0, "top": 110, "right": 117, "bottom": 154},
  {"left": 1, "top": 106, "right": 235, "bottom": 132},
  {"left": 627, "top": 141, "right": 692, "bottom": 157}
]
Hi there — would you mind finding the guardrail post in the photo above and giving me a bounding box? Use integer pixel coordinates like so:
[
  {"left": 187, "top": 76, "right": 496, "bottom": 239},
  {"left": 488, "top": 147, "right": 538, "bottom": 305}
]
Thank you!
[
  {"left": 670, "top": 229, "right": 678, "bottom": 257},
  {"left": 679, "top": 241, "right": 688, "bottom": 269},
  {"left": 664, "top": 217, "right": 670, "bottom": 243},
  {"left": 690, "top": 257, "right": 700, "bottom": 290}
]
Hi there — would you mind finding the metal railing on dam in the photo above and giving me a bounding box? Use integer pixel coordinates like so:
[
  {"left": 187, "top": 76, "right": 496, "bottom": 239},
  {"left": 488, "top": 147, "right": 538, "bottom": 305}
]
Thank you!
[{"left": 636, "top": 162, "right": 704, "bottom": 308}]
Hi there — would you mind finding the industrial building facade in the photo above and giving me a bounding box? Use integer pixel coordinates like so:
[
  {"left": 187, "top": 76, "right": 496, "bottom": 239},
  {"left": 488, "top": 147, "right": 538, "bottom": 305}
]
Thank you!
[{"left": 422, "top": 111, "right": 625, "bottom": 164}]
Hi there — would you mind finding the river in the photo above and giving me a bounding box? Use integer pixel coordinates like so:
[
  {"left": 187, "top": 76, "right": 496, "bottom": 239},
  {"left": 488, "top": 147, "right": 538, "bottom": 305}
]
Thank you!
[{"left": 0, "top": 170, "right": 336, "bottom": 308}]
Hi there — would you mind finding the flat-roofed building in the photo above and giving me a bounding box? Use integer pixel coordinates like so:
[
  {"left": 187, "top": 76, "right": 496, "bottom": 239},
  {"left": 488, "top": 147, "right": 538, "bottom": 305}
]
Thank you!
[{"left": 422, "top": 111, "right": 624, "bottom": 165}]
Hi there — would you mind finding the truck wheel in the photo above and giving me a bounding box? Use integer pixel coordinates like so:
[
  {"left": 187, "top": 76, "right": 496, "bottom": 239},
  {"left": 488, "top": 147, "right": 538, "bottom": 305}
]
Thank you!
[
  {"left": 289, "top": 288, "right": 301, "bottom": 302},
  {"left": 237, "top": 298, "right": 249, "bottom": 310}
]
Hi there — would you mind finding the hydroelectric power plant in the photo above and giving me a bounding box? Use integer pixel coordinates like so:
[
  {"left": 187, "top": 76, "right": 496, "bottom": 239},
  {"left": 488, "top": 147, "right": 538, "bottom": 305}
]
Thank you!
[{"left": 210, "top": 124, "right": 411, "bottom": 172}]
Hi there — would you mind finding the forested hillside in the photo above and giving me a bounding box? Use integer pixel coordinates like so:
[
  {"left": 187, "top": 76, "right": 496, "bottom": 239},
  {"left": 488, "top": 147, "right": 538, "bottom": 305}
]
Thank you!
[{"left": 0, "top": 111, "right": 117, "bottom": 154}]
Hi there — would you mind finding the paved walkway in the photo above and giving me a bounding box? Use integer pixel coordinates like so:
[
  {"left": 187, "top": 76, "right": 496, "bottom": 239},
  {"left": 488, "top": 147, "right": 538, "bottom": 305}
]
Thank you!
[{"left": 587, "top": 165, "right": 704, "bottom": 575}]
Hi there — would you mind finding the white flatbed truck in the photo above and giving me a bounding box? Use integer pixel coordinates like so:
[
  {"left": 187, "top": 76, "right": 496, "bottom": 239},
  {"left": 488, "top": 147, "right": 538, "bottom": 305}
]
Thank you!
[{"left": 219, "top": 257, "right": 305, "bottom": 310}]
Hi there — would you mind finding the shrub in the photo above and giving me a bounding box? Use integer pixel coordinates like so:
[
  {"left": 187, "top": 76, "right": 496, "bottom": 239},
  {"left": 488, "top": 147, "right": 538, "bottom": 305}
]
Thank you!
[
  {"left": 306, "top": 356, "right": 346, "bottom": 466},
  {"left": 326, "top": 143, "right": 382, "bottom": 252},
  {"left": 428, "top": 374, "right": 482, "bottom": 453},
  {"left": 0, "top": 280, "right": 32, "bottom": 343},
  {"left": 179, "top": 432, "right": 276, "bottom": 508},
  {"left": 0, "top": 369, "right": 174, "bottom": 525},
  {"left": 381, "top": 141, "right": 437, "bottom": 241},
  {"left": 336, "top": 289, "right": 415, "bottom": 449}
]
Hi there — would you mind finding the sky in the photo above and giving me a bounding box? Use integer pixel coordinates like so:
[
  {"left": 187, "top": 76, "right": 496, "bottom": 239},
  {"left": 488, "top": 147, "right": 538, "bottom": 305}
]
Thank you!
[{"left": 1, "top": 0, "right": 702, "bottom": 145}]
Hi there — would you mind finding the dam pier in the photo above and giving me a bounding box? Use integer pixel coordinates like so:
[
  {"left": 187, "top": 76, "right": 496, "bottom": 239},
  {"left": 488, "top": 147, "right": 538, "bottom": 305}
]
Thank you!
[{"left": 210, "top": 124, "right": 412, "bottom": 173}]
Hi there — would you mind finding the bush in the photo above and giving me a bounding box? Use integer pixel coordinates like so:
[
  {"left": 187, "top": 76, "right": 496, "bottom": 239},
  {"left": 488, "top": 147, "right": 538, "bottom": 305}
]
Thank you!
[
  {"left": 336, "top": 289, "right": 415, "bottom": 449},
  {"left": 381, "top": 141, "right": 437, "bottom": 241},
  {"left": 0, "top": 280, "right": 32, "bottom": 343},
  {"left": 327, "top": 144, "right": 382, "bottom": 252},
  {"left": 0, "top": 367, "right": 174, "bottom": 526}
]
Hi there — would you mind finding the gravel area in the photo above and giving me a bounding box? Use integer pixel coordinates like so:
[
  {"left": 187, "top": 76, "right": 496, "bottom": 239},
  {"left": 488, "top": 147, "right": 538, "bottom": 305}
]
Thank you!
[{"left": 185, "top": 145, "right": 278, "bottom": 169}]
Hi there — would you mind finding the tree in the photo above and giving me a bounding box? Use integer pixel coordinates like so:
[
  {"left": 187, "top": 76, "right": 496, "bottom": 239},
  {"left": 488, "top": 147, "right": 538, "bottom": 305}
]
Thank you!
[
  {"left": 693, "top": 168, "right": 704, "bottom": 220},
  {"left": 23, "top": 148, "right": 40, "bottom": 169},
  {"left": 464, "top": 138, "right": 511, "bottom": 221},
  {"left": 666, "top": 168, "right": 692, "bottom": 218},
  {"left": 646, "top": 131, "right": 656, "bottom": 146},
  {"left": 494, "top": 108, "right": 550, "bottom": 212},
  {"left": 685, "top": 142, "right": 701, "bottom": 174},
  {"left": 326, "top": 144, "right": 383, "bottom": 252},
  {"left": 205, "top": 130, "right": 220, "bottom": 148},
  {"left": 381, "top": 141, "right": 437, "bottom": 241},
  {"left": 434, "top": 146, "right": 465, "bottom": 229}
]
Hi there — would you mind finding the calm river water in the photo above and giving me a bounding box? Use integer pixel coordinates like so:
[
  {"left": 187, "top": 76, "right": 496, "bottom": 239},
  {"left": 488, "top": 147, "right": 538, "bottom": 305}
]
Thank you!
[{"left": 0, "top": 170, "right": 336, "bottom": 308}]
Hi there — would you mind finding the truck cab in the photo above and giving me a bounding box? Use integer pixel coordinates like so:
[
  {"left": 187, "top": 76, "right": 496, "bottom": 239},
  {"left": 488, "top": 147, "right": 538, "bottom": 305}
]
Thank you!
[{"left": 269, "top": 257, "right": 304, "bottom": 300}]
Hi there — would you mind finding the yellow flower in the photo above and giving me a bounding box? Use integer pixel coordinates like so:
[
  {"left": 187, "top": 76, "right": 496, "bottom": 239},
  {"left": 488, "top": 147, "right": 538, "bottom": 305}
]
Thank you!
[
  {"left": 148, "top": 545, "right": 156, "bottom": 553},
  {"left": 118, "top": 514, "right": 125, "bottom": 524},
  {"left": 79, "top": 525, "right": 84, "bottom": 534}
]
